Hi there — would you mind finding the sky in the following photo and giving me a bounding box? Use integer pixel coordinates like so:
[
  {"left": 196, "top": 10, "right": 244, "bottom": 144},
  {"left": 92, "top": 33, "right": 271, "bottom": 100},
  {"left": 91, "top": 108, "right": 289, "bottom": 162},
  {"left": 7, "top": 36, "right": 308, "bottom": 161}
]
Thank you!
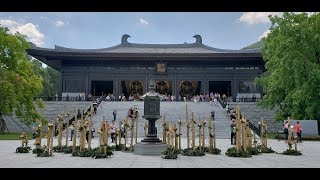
[{"left": 0, "top": 12, "right": 284, "bottom": 50}]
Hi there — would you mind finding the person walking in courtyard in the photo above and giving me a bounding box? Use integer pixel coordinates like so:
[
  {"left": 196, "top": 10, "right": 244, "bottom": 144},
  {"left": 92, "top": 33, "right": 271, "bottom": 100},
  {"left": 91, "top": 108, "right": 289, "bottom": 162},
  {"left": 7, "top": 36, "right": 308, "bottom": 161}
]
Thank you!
[
  {"left": 109, "top": 120, "right": 117, "bottom": 143},
  {"left": 230, "top": 119, "right": 236, "bottom": 145},
  {"left": 295, "top": 121, "right": 302, "bottom": 142},
  {"left": 113, "top": 109, "right": 117, "bottom": 121},
  {"left": 69, "top": 122, "right": 74, "bottom": 141},
  {"left": 283, "top": 120, "right": 289, "bottom": 143},
  {"left": 211, "top": 110, "right": 215, "bottom": 121}
]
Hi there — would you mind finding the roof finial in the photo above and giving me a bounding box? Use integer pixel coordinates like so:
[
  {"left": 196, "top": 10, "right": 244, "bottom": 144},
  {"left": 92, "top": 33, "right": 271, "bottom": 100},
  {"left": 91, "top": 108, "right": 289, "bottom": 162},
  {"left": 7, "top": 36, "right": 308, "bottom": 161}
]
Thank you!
[
  {"left": 193, "top": 35, "right": 202, "bottom": 45},
  {"left": 121, "top": 34, "right": 130, "bottom": 44}
]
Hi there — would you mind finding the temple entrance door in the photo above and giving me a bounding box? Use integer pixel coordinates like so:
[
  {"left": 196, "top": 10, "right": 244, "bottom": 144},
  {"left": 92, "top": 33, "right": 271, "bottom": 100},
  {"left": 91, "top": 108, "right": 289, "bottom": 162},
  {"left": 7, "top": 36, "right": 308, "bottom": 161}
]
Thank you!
[
  {"left": 121, "top": 81, "right": 144, "bottom": 98},
  {"left": 91, "top": 81, "right": 113, "bottom": 96},
  {"left": 155, "top": 81, "right": 172, "bottom": 95},
  {"left": 179, "top": 81, "right": 201, "bottom": 99},
  {"left": 208, "top": 81, "right": 231, "bottom": 96}
]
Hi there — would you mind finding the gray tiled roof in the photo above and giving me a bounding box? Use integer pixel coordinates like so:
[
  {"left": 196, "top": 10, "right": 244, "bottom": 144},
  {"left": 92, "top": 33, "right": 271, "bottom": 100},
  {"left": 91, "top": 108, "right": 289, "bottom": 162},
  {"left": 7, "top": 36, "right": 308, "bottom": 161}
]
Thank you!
[{"left": 28, "top": 34, "right": 260, "bottom": 54}]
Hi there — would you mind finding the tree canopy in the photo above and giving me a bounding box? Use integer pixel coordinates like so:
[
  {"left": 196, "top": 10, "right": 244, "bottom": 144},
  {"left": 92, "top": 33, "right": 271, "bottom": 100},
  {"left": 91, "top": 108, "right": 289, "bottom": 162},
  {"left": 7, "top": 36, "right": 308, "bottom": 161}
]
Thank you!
[
  {"left": 256, "top": 12, "right": 320, "bottom": 121},
  {"left": 241, "top": 40, "right": 263, "bottom": 50},
  {"left": 0, "top": 26, "right": 46, "bottom": 125},
  {"left": 30, "top": 58, "right": 60, "bottom": 97}
]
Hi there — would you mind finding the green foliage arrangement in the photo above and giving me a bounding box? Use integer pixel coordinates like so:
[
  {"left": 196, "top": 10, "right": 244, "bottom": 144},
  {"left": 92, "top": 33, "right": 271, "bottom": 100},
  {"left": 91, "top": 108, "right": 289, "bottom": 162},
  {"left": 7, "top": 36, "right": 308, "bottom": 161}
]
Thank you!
[
  {"left": 282, "top": 149, "right": 302, "bottom": 156},
  {"left": 181, "top": 148, "right": 205, "bottom": 156},
  {"left": 162, "top": 147, "right": 180, "bottom": 159},
  {"left": 225, "top": 147, "right": 252, "bottom": 158},
  {"left": 16, "top": 146, "right": 31, "bottom": 153},
  {"left": 32, "top": 146, "right": 45, "bottom": 155}
]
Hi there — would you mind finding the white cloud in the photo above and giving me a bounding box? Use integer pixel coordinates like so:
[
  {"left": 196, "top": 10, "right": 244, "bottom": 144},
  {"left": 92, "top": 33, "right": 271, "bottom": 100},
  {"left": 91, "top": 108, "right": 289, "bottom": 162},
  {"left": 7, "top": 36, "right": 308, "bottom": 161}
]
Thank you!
[
  {"left": 0, "top": 19, "right": 45, "bottom": 46},
  {"left": 259, "top": 30, "right": 270, "bottom": 40},
  {"left": 139, "top": 18, "right": 149, "bottom": 25},
  {"left": 239, "top": 12, "right": 283, "bottom": 25},
  {"left": 55, "top": 20, "right": 64, "bottom": 27}
]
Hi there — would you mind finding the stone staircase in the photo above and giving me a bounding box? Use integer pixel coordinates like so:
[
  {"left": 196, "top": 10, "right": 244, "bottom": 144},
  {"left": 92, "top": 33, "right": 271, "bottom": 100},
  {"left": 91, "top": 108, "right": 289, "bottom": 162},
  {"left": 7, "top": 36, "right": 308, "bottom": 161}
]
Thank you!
[
  {"left": 228, "top": 102, "right": 282, "bottom": 133},
  {"left": 91, "top": 101, "right": 231, "bottom": 139},
  {"left": 2, "top": 101, "right": 91, "bottom": 133}
]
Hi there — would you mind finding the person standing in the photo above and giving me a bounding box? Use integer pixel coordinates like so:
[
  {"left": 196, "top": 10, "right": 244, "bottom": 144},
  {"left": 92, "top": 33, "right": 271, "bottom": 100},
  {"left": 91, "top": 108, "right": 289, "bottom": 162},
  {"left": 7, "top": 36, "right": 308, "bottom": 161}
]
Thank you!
[
  {"left": 113, "top": 109, "right": 117, "bottom": 121},
  {"left": 294, "top": 121, "right": 302, "bottom": 142},
  {"left": 109, "top": 120, "right": 117, "bottom": 143},
  {"left": 211, "top": 110, "right": 215, "bottom": 121},
  {"left": 69, "top": 122, "right": 74, "bottom": 141},
  {"left": 283, "top": 121, "right": 289, "bottom": 143},
  {"left": 230, "top": 119, "right": 236, "bottom": 145}
]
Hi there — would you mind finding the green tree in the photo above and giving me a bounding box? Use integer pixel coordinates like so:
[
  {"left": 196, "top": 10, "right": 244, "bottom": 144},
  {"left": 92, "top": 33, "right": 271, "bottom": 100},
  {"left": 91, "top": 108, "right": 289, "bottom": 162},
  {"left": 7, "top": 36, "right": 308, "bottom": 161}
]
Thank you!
[
  {"left": 256, "top": 12, "right": 320, "bottom": 121},
  {"left": 241, "top": 40, "right": 263, "bottom": 50},
  {"left": 0, "top": 27, "right": 46, "bottom": 125},
  {"left": 30, "top": 58, "right": 60, "bottom": 97}
]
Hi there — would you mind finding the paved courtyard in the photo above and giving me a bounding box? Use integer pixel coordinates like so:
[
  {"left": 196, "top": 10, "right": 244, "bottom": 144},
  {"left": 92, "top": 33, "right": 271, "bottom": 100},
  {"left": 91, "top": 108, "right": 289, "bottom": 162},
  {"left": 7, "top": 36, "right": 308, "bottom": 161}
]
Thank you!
[{"left": 1, "top": 138, "right": 320, "bottom": 168}]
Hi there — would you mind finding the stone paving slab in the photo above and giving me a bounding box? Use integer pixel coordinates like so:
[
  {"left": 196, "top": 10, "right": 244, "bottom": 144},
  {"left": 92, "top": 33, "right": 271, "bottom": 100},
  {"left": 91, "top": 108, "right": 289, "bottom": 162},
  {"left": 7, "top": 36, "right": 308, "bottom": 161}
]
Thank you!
[{"left": 1, "top": 138, "right": 320, "bottom": 168}]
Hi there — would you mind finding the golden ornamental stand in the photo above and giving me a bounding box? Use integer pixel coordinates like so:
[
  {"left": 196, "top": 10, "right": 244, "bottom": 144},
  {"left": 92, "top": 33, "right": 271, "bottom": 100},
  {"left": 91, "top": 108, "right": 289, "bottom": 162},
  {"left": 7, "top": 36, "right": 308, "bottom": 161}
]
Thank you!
[
  {"left": 123, "top": 118, "right": 128, "bottom": 151},
  {"left": 235, "top": 105, "right": 241, "bottom": 152},
  {"left": 65, "top": 110, "right": 70, "bottom": 147},
  {"left": 57, "top": 114, "right": 63, "bottom": 147},
  {"left": 186, "top": 102, "right": 189, "bottom": 149},
  {"left": 208, "top": 120, "right": 213, "bottom": 149},
  {"left": 191, "top": 112, "right": 195, "bottom": 150},
  {"left": 134, "top": 108, "right": 138, "bottom": 144},
  {"left": 130, "top": 117, "right": 134, "bottom": 150},
  {"left": 118, "top": 121, "right": 122, "bottom": 145},
  {"left": 259, "top": 117, "right": 268, "bottom": 150},
  {"left": 241, "top": 114, "right": 247, "bottom": 152},
  {"left": 20, "top": 132, "right": 28, "bottom": 147},
  {"left": 97, "top": 121, "right": 104, "bottom": 153},
  {"left": 198, "top": 119, "right": 202, "bottom": 151},
  {"left": 177, "top": 118, "right": 182, "bottom": 150},
  {"left": 202, "top": 118, "right": 205, "bottom": 148},
  {"left": 34, "top": 120, "right": 42, "bottom": 148},
  {"left": 88, "top": 104, "right": 93, "bottom": 151},
  {"left": 72, "top": 109, "right": 78, "bottom": 153},
  {"left": 162, "top": 116, "right": 166, "bottom": 144},
  {"left": 104, "top": 118, "right": 109, "bottom": 156}
]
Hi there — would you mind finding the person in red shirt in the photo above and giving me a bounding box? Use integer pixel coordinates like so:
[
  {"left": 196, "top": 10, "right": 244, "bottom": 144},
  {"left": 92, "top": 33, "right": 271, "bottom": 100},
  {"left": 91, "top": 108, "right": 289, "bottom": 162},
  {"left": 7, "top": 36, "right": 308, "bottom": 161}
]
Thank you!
[{"left": 294, "top": 121, "right": 302, "bottom": 142}]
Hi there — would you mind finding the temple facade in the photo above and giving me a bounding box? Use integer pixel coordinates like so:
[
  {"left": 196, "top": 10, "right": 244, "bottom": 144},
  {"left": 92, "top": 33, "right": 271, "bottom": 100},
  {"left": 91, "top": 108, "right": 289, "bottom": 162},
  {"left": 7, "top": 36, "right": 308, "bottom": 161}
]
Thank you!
[{"left": 27, "top": 34, "right": 264, "bottom": 99}]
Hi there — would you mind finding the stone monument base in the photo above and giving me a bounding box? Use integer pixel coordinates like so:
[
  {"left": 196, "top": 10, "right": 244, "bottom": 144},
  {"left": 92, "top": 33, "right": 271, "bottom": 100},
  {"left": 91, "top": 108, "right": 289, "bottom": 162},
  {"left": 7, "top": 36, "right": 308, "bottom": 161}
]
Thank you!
[{"left": 133, "top": 142, "right": 167, "bottom": 156}]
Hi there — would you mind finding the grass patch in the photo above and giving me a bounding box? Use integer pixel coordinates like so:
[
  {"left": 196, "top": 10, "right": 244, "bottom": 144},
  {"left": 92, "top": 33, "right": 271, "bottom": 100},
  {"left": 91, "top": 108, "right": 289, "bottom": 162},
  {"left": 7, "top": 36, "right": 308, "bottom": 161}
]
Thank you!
[
  {"left": 0, "top": 132, "right": 48, "bottom": 140},
  {"left": 273, "top": 133, "right": 320, "bottom": 141},
  {"left": 0, "top": 133, "right": 33, "bottom": 140}
]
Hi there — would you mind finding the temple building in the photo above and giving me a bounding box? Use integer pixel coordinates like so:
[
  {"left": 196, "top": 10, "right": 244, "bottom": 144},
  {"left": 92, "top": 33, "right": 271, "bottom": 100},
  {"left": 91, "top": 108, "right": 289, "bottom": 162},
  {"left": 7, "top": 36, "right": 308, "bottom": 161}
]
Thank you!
[{"left": 27, "top": 34, "right": 264, "bottom": 99}]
